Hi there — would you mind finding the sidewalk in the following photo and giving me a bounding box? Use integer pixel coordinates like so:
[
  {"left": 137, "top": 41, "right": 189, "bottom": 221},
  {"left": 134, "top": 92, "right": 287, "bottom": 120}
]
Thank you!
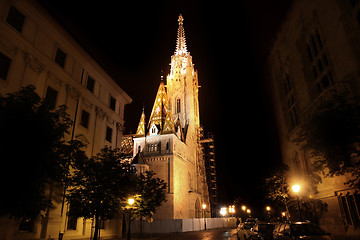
[{"left": 119, "top": 227, "right": 237, "bottom": 240}]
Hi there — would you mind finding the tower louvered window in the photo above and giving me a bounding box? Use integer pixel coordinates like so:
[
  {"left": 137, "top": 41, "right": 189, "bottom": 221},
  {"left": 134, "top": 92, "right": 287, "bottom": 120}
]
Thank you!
[{"left": 176, "top": 99, "right": 181, "bottom": 113}]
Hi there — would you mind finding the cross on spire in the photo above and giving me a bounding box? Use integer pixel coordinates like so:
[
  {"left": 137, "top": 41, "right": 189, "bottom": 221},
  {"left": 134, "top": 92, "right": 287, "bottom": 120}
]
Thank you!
[{"left": 175, "top": 14, "right": 188, "bottom": 56}]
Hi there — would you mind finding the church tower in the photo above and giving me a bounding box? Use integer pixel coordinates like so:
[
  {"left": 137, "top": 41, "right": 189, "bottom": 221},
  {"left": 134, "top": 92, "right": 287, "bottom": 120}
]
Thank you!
[
  {"left": 166, "top": 15, "right": 201, "bottom": 146},
  {"left": 132, "top": 14, "right": 209, "bottom": 220}
]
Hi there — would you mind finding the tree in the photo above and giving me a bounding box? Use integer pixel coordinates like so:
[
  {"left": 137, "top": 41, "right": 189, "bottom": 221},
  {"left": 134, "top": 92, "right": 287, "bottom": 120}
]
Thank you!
[
  {"left": 293, "top": 95, "right": 360, "bottom": 188},
  {"left": 131, "top": 171, "right": 167, "bottom": 237},
  {"left": 0, "top": 85, "right": 81, "bottom": 221},
  {"left": 263, "top": 163, "right": 327, "bottom": 223},
  {"left": 263, "top": 163, "right": 292, "bottom": 218},
  {"left": 263, "top": 163, "right": 290, "bottom": 205},
  {"left": 66, "top": 146, "right": 136, "bottom": 240}
]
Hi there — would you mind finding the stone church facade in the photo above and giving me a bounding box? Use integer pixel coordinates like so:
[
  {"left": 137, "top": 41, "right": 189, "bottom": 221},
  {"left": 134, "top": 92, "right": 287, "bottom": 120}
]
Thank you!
[{"left": 132, "top": 15, "right": 210, "bottom": 220}]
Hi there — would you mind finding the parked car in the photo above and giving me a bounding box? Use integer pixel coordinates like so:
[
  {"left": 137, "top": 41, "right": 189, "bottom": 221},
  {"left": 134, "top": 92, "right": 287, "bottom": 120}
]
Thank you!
[
  {"left": 237, "top": 219, "right": 258, "bottom": 240},
  {"left": 273, "top": 222, "right": 332, "bottom": 240},
  {"left": 246, "top": 218, "right": 259, "bottom": 224},
  {"left": 249, "top": 222, "right": 275, "bottom": 240}
]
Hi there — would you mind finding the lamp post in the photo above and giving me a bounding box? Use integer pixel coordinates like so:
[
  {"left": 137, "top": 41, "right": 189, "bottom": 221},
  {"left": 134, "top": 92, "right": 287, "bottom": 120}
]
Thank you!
[
  {"left": 202, "top": 204, "right": 207, "bottom": 230},
  {"left": 127, "top": 197, "right": 135, "bottom": 240},
  {"left": 229, "top": 205, "right": 235, "bottom": 217},
  {"left": 266, "top": 206, "right": 271, "bottom": 222},
  {"left": 220, "top": 207, "right": 227, "bottom": 217},
  {"left": 246, "top": 209, "right": 251, "bottom": 217},
  {"left": 292, "top": 184, "right": 303, "bottom": 221}
]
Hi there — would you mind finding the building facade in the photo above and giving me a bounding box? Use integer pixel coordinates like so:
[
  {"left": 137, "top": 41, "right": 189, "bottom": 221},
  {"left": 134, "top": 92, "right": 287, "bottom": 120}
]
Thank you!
[
  {"left": 0, "top": 0, "right": 132, "bottom": 239},
  {"left": 131, "top": 15, "right": 210, "bottom": 220},
  {"left": 268, "top": 0, "right": 360, "bottom": 238}
]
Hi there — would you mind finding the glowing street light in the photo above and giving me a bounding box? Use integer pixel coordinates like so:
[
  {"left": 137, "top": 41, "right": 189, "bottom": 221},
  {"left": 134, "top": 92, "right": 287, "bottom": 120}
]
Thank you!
[
  {"left": 229, "top": 205, "right": 235, "bottom": 216},
  {"left": 128, "top": 198, "right": 135, "bottom": 206},
  {"left": 292, "top": 184, "right": 301, "bottom": 193},
  {"left": 242, "top": 205, "right": 246, "bottom": 211},
  {"left": 220, "top": 207, "right": 227, "bottom": 217}
]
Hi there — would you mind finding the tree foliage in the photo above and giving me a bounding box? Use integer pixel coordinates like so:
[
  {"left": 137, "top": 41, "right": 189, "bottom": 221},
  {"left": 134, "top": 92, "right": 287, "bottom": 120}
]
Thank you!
[
  {"left": 263, "top": 163, "right": 291, "bottom": 205},
  {"left": 66, "top": 146, "right": 136, "bottom": 240},
  {"left": 131, "top": 171, "right": 167, "bottom": 220},
  {"left": 293, "top": 95, "right": 360, "bottom": 188},
  {"left": 0, "top": 85, "right": 82, "bottom": 220}
]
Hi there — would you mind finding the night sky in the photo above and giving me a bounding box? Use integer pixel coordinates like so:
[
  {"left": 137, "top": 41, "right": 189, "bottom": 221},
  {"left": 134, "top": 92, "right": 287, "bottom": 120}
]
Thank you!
[{"left": 41, "top": 0, "right": 290, "bottom": 216}]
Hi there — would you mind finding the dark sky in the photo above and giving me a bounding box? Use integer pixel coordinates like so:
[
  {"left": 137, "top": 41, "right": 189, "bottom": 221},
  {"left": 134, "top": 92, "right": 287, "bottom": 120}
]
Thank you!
[{"left": 41, "top": 0, "right": 291, "bottom": 216}]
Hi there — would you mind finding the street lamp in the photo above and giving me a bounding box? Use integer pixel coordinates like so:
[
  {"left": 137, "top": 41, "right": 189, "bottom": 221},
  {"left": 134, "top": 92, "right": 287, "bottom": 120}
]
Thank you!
[
  {"left": 266, "top": 206, "right": 271, "bottom": 221},
  {"left": 229, "top": 205, "right": 235, "bottom": 217},
  {"left": 246, "top": 209, "right": 251, "bottom": 217},
  {"left": 127, "top": 197, "right": 135, "bottom": 240},
  {"left": 292, "top": 184, "right": 303, "bottom": 221},
  {"left": 220, "top": 207, "right": 227, "bottom": 217},
  {"left": 202, "top": 204, "right": 207, "bottom": 230}
]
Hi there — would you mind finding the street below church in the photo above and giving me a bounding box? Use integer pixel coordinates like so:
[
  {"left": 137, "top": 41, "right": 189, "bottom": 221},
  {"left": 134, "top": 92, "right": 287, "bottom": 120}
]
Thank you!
[{"left": 131, "top": 227, "right": 238, "bottom": 240}]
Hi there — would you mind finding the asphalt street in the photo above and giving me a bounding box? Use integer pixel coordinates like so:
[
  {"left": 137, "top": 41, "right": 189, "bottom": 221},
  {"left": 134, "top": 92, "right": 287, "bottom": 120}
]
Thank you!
[{"left": 130, "top": 227, "right": 238, "bottom": 240}]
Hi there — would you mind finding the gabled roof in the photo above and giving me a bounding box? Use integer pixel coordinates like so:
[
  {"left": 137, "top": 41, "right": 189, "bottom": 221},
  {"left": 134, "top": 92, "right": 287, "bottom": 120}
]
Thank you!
[{"left": 147, "top": 81, "right": 175, "bottom": 135}]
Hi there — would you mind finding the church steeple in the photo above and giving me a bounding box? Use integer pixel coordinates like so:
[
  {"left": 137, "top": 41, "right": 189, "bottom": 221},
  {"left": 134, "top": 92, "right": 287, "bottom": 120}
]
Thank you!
[
  {"left": 166, "top": 14, "right": 200, "bottom": 142},
  {"left": 175, "top": 14, "right": 188, "bottom": 56},
  {"left": 135, "top": 108, "right": 146, "bottom": 137}
]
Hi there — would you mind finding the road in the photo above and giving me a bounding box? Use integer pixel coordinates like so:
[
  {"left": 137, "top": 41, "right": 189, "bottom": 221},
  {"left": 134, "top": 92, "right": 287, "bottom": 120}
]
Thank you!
[{"left": 131, "top": 227, "right": 238, "bottom": 240}]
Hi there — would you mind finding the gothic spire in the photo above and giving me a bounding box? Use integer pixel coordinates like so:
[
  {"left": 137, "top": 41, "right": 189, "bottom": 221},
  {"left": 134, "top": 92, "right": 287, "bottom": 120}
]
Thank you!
[
  {"left": 175, "top": 14, "right": 188, "bottom": 56},
  {"left": 135, "top": 108, "right": 146, "bottom": 137}
]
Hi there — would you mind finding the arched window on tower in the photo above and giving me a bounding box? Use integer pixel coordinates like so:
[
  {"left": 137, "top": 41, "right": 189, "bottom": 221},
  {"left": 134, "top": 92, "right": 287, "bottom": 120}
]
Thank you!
[{"left": 176, "top": 98, "right": 181, "bottom": 113}]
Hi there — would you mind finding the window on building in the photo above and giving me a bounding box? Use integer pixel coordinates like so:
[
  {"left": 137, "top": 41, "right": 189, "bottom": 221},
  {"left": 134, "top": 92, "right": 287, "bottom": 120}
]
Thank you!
[
  {"left": 109, "top": 96, "right": 116, "bottom": 111},
  {"left": 176, "top": 99, "right": 181, "bottom": 113},
  {"left": 67, "top": 201, "right": 77, "bottom": 230},
  {"left": 67, "top": 216, "right": 77, "bottom": 230},
  {"left": 0, "top": 52, "right": 11, "bottom": 81},
  {"left": 281, "top": 73, "right": 299, "bottom": 131},
  {"left": 106, "top": 126, "right": 113, "bottom": 143},
  {"left": 87, "top": 76, "right": 95, "bottom": 93},
  {"left": 18, "top": 218, "right": 35, "bottom": 232},
  {"left": 44, "top": 86, "right": 58, "bottom": 109},
  {"left": 6, "top": 6, "right": 25, "bottom": 32},
  {"left": 146, "top": 143, "right": 161, "bottom": 153},
  {"left": 99, "top": 219, "right": 105, "bottom": 229},
  {"left": 306, "top": 29, "right": 333, "bottom": 96},
  {"left": 80, "top": 110, "right": 90, "bottom": 129},
  {"left": 55, "top": 48, "right": 67, "bottom": 68},
  {"left": 338, "top": 194, "right": 360, "bottom": 228}
]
